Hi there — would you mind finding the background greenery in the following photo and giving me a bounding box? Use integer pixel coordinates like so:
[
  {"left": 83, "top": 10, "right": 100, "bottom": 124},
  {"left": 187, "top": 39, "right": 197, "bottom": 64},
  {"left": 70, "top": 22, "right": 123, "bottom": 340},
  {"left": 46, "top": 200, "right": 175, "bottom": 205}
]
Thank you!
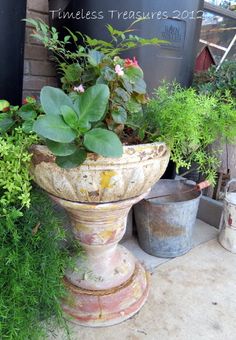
[{"left": 193, "top": 61, "right": 236, "bottom": 98}]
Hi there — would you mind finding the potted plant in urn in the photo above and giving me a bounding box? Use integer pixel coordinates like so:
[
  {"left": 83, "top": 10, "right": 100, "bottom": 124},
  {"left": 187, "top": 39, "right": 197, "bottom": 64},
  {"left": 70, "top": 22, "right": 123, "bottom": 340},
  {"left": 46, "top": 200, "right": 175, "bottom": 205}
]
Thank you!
[{"left": 14, "top": 19, "right": 170, "bottom": 326}]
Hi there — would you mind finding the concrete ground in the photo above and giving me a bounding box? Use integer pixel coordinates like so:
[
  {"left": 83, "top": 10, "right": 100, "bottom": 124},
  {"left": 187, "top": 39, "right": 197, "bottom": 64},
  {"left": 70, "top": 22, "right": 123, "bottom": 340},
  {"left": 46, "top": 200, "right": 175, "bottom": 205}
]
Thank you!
[{"left": 48, "top": 220, "right": 236, "bottom": 340}]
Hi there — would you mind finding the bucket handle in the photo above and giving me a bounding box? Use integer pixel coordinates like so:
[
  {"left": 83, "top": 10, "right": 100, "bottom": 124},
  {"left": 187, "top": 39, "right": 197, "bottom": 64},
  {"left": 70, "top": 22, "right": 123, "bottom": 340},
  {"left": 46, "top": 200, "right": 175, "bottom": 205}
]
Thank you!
[{"left": 147, "top": 180, "right": 210, "bottom": 201}]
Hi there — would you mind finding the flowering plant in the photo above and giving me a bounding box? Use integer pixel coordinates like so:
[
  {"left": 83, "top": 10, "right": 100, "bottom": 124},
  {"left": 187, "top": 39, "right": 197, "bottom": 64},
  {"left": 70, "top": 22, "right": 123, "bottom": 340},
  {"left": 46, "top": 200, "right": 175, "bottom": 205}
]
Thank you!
[{"left": 12, "top": 19, "right": 165, "bottom": 168}]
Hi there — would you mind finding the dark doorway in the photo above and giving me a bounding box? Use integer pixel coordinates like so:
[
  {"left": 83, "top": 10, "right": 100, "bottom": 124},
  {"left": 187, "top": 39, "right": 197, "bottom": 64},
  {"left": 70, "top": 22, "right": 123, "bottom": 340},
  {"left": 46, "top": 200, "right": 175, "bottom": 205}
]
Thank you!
[{"left": 0, "top": 0, "right": 27, "bottom": 104}]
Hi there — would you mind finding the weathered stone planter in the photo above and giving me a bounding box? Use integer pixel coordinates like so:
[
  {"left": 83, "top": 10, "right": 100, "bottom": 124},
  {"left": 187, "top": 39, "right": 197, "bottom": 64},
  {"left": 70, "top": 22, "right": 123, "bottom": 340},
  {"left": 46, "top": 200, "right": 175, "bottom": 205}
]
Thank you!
[{"left": 30, "top": 143, "right": 170, "bottom": 327}]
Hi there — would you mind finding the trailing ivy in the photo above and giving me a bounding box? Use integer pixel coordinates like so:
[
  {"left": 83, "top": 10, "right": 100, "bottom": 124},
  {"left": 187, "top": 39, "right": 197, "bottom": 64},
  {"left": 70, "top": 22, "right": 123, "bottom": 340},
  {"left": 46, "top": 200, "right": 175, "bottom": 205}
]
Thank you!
[{"left": 0, "top": 128, "right": 79, "bottom": 339}]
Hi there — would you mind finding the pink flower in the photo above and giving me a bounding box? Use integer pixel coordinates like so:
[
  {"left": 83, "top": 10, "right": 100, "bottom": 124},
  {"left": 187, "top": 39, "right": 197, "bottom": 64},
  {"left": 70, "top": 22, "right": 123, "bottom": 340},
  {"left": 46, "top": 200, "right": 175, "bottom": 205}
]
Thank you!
[
  {"left": 124, "top": 57, "right": 139, "bottom": 68},
  {"left": 115, "top": 64, "right": 124, "bottom": 77},
  {"left": 74, "top": 84, "right": 85, "bottom": 93}
]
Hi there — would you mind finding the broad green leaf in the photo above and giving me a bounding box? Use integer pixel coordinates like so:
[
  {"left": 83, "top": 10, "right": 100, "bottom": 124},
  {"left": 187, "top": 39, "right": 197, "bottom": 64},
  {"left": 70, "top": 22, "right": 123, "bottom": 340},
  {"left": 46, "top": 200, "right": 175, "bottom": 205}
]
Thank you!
[
  {"left": 60, "top": 105, "right": 80, "bottom": 129},
  {"left": 33, "top": 115, "right": 76, "bottom": 143},
  {"left": 88, "top": 50, "right": 104, "bottom": 66},
  {"left": 84, "top": 128, "right": 123, "bottom": 157},
  {"left": 56, "top": 148, "right": 87, "bottom": 168},
  {"left": 18, "top": 105, "right": 37, "bottom": 120},
  {"left": 22, "top": 120, "right": 34, "bottom": 133},
  {"left": 46, "top": 140, "right": 77, "bottom": 156},
  {"left": 133, "top": 78, "right": 147, "bottom": 94},
  {"left": 40, "top": 86, "right": 73, "bottom": 116},
  {"left": 125, "top": 66, "right": 143, "bottom": 79},
  {"left": 122, "top": 75, "right": 146, "bottom": 95},
  {"left": 111, "top": 107, "right": 127, "bottom": 124},
  {"left": 0, "top": 115, "right": 14, "bottom": 133},
  {"left": 74, "top": 84, "right": 109, "bottom": 125},
  {"left": 122, "top": 77, "right": 133, "bottom": 93},
  {"left": 115, "top": 88, "right": 130, "bottom": 102},
  {"left": 96, "top": 76, "right": 107, "bottom": 85},
  {"left": 101, "top": 67, "right": 116, "bottom": 81}
]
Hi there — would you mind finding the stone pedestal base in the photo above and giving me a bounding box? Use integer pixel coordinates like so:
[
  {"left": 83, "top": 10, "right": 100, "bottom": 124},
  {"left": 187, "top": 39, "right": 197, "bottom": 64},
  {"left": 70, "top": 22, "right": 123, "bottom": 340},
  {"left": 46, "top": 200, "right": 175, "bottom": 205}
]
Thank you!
[
  {"left": 50, "top": 192, "right": 150, "bottom": 327},
  {"left": 62, "top": 261, "right": 150, "bottom": 327}
]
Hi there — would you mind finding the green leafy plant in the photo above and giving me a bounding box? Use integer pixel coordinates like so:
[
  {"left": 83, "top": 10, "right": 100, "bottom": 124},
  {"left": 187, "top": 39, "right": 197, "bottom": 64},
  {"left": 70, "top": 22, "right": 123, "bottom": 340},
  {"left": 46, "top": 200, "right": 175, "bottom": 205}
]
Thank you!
[
  {"left": 0, "top": 127, "right": 37, "bottom": 210},
  {"left": 0, "top": 127, "right": 82, "bottom": 339},
  {"left": 33, "top": 84, "right": 123, "bottom": 168},
  {"left": 25, "top": 18, "right": 164, "bottom": 101},
  {"left": 0, "top": 187, "right": 76, "bottom": 340},
  {"left": 0, "top": 96, "right": 42, "bottom": 135},
  {"left": 127, "top": 83, "right": 236, "bottom": 184},
  {"left": 21, "top": 19, "right": 167, "bottom": 168}
]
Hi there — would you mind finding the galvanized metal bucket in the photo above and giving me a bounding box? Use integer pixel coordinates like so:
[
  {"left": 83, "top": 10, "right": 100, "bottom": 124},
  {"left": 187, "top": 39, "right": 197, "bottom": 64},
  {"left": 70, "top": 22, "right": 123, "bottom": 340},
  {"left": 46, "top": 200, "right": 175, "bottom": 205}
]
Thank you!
[
  {"left": 218, "top": 179, "right": 236, "bottom": 253},
  {"left": 134, "top": 179, "right": 202, "bottom": 258}
]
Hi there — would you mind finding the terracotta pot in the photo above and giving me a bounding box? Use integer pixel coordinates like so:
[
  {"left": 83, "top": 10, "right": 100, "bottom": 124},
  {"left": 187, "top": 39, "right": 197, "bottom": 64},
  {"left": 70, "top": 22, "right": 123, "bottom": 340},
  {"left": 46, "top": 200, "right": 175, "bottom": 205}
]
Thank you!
[{"left": 30, "top": 143, "right": 170, "bottom": 327}]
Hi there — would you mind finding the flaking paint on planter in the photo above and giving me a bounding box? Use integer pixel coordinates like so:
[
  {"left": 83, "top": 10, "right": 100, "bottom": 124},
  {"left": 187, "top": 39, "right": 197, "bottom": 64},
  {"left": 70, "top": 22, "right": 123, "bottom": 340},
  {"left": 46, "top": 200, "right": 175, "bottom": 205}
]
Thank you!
[
  {"left": 30, "top": 143, "right": 170, "bottom": 203},
  {"left": 30, "top": 142, "right": 169, "bottom": 326}
]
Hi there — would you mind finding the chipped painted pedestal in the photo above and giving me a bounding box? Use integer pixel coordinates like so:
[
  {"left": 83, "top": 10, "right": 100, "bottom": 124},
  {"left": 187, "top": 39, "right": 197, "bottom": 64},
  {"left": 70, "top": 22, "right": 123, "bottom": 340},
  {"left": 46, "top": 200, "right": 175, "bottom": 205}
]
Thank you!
[
  {"left": 30, "top": 143, "right": 170, "bottom": 327},
  {"left": 51, "top": 192, "right": 150, "bottom": 326}
]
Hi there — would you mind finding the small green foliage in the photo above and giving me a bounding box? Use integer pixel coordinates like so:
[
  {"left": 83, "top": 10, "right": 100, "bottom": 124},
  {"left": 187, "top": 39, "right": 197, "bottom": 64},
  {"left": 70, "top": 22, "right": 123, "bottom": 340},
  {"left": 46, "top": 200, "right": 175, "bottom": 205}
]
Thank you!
[
  {"left": 0, "top": 128, "right": 37, "bottom": 210},
  {"left": 24, "top": 19, "right": 165, "bottom": 62}
]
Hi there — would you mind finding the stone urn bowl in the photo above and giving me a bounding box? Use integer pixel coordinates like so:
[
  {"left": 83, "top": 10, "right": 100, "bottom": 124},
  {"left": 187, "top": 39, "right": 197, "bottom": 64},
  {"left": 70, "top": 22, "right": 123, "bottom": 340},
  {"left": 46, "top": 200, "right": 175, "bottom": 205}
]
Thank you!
[{"left": 30, "top": 142, "right": 170, "bottom": 327}]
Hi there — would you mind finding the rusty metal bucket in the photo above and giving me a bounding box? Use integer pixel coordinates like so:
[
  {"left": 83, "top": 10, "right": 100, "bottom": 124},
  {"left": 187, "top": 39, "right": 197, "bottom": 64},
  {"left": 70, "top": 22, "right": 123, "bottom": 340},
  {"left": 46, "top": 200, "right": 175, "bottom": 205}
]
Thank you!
[
  {"left": 218, "top": 179, "right": 236, "bottom": 253},
  {"left": 134, "top": 179, "right": 202, "bottom": 258}
]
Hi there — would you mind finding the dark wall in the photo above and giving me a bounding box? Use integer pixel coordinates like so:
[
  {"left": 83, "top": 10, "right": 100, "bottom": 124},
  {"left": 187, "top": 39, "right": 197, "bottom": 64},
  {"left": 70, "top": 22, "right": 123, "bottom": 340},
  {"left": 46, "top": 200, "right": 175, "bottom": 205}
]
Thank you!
[
  {"left": 49, "top": 0, "right": 204, "bottom": 91},
  {"left": 0, "top": 0, "right": 27, "bottom": 104}
]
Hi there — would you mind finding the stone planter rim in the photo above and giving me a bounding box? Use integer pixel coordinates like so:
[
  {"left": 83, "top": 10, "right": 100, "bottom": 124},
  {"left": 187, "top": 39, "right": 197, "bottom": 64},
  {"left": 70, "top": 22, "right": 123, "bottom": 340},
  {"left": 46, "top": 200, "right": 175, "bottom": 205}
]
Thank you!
[{"left": 30, "top": 142, "right": 170, "bottom": 203}]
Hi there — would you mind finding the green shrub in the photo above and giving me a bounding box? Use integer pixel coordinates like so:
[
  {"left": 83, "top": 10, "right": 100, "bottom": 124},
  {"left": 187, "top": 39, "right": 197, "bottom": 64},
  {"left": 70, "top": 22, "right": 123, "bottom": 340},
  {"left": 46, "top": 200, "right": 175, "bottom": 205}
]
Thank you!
[
  {"left": 193, "top": 61, "right": 236, "bottom": 98},
  {"left": 0, "top": 188, "right": 74, "bottom": 340},
  {"left": 127, "top": 83, "right": 236, "bottom": 184},
  {"left": 0, "top": 128, "right": 81, "bottom": 339}
]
